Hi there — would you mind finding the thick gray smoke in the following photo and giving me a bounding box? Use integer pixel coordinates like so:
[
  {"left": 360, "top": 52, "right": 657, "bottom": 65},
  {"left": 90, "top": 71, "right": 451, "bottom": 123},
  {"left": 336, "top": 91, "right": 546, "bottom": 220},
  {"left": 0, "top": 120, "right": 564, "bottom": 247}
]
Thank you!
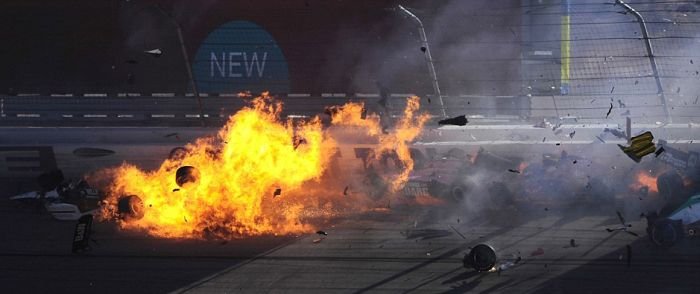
[{"left": 319, "top": 0, "right": 521, "bottom": 97}]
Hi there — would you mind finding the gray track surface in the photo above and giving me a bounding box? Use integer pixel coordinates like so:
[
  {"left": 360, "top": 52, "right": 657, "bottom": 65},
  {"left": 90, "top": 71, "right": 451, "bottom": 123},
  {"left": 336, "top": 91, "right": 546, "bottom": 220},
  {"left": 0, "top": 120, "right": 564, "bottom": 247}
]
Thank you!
[{"left": 1, "top": 126, "right": 699, "bottom": 293}]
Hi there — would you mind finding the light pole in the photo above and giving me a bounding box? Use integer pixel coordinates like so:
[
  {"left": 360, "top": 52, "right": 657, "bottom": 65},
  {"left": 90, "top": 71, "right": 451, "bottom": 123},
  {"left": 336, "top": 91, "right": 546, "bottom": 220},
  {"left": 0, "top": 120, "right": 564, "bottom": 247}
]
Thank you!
[
  {"left": 397, "top": 5, "right": 447, "bottom": 117},
  {"left": 153, "top": 5, "right": 206, "bottom": 125}
]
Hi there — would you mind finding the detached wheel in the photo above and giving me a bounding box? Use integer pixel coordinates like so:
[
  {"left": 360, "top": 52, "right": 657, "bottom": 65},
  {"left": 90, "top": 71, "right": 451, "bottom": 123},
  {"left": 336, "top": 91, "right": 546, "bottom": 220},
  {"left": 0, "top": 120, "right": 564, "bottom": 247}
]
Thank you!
[
  {"left": 450, "top": 184, "right": 468, "bottom": 203},
  {"left": 650, "top": 219, "right": 681, "bottom": 248},
  {"left": 118, "top": 195, "right": 145, "bottom": 221}
]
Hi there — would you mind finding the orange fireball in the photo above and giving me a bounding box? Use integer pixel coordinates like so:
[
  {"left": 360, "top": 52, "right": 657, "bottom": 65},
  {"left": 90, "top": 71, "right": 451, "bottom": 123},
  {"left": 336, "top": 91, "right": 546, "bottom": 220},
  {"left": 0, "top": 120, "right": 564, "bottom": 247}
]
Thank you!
[{"left": 100, "top": 94, "right": 429, "bottom": 239}]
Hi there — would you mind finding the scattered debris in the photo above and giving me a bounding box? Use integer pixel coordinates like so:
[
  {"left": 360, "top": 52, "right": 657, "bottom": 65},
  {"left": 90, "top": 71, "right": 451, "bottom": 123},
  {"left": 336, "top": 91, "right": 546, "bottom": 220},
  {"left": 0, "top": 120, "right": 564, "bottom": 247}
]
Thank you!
[
  {"left": 530, "top": 247, "right": 545, "bottom": 256},
  {"left": 316, "top": 230, "right": 328, "bottom": 236},
  {"left": 573, "top": 160, "right": 577, "bottom": 164},
  {"left": 343, "top": 186, "right": 349, "bottom": 196},
  {"left": 611, "top": 86, "right": 615, "bottom": 94},
  {"left": 312, "top": 238, "right": 323, "bottom": 243},
  {"left": 544, "top": 207, "right": 549, "bottom": 211},
  {"left": 618, "top": 99, "right": 626, "bottom": 108},
  {"left": 420, "top": 46, "right": 426, "bottom": 53},
  {"left": 144, "top": 48, "right": 162, "bottom": 56},
  {"left": 618, "top": 131, "right": 656, "bottom": 162},
  {"left": 449, "top": 225, "right": 467, "bottom": 240},
  {"left": 438, "top": 115, "right": 469, "bottom": 126},
  {"left": 654, "top": 147, "right": 665, "bottom": 157},
  {"left": 507, "top": 169, "right": 521, "bottom": 174},
  {"left": 542, "top": 137, "right": 547, "bottom": 143},
  {"left": 164, "top": 132, "right": 179, "bottom": 138},
  {"left": 555, "top": 143, "right": 561, "bottom": 146},
  {"left": 570, "top": 239, "right": 578, "bottom": 248},
  {"left": 184, "top": 216, "right": 188, "bottom": 223},
  {"left": 172, "top": 188, "right": 180, "bottom": 192},
  {"left": 273, "top": 188, "right": 282, "bottom": 198},
  {"left": 626, "top": 245, "right": 632, "bottom": 267},
  {"left": 606, "top": 211, "right": 639, "bottom": 237},
  {"left": 606, "top": 103, "right": 613, "bottom": 118},
  {"left": 569, "top": 131, "right": 576, "bottom": 139},
  {"left": 293, "top": 136, "right": 306, "bottom": 150}
]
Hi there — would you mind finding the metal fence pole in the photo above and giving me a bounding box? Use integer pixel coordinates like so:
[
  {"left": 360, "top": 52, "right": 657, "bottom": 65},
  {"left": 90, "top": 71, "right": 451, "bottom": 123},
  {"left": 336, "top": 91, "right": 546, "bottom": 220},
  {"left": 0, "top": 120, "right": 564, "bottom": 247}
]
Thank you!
[
  {"left": 398, "top": 5, "right": 447, "bottom": 117},
  {"left": 616, "top": 0, "right": 672, "bottom": 124}
]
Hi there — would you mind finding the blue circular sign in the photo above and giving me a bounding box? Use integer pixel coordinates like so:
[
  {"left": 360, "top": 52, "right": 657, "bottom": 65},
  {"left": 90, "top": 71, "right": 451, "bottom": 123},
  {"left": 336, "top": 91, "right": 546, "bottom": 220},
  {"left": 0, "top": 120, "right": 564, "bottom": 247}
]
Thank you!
[{"left": 193, "top": 21, "right": 290, "bottom": 94}]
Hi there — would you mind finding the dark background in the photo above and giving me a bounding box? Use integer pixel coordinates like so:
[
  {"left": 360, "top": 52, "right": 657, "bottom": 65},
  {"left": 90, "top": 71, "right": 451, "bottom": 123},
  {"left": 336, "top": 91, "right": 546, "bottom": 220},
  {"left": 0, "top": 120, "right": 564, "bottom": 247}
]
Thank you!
[{"left": 0, "top": 0, "right": 521, "bottom": 95}]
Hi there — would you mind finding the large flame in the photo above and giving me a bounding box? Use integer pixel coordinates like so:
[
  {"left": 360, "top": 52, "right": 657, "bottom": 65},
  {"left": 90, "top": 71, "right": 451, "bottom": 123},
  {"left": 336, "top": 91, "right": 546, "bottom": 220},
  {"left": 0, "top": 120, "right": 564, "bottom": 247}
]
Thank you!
[
  {"left": 99, "top": 94, "right": 429, "bottom": 239},
  {"left": 328, "top": 96, "right": 430, "bottom": 192},
  {"left": 630, "top": 170, "right": 659, "bottom": 194}
]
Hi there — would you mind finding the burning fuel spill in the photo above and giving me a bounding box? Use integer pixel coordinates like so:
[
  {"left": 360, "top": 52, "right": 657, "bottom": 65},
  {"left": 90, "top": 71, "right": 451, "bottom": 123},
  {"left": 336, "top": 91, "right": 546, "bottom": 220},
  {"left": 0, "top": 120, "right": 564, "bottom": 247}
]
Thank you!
[{"left": 97, "top": 94, "right": 430, "bottom": 239}]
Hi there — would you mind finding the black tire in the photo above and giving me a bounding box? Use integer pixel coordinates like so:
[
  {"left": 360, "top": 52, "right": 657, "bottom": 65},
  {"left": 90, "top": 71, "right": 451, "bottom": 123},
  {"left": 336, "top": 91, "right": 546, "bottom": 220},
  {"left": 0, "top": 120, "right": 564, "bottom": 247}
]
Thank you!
[
  {"left": 649, "top": 219, "right": 682, "bottom": 248},
  {"left": 657, "top": 171, "right": 686, "bottom": 215},
  {"left": 175, "top": 166, "right": 200, "bottom": 187},
  {"left": 117, "top": 195, "right": 145, "bottom": 221},
  {"left": 450, "top": 184, "right": 469, "bottom": 203}
]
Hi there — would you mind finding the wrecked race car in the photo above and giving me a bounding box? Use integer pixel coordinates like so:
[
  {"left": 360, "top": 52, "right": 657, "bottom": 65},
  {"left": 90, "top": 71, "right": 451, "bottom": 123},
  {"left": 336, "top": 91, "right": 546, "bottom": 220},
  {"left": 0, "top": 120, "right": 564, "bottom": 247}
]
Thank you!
[
  {"left": 403, "top": 147, "right": 522, "bottom": 206},
  {"left": 10, "top": 169, "right": 103, "bottom": 221},
  {"left": 646, "top": 194, "right": 700, "bottom": 247},
  {"left": 10, "top": 169, "right": 145, "bottom": 221}
]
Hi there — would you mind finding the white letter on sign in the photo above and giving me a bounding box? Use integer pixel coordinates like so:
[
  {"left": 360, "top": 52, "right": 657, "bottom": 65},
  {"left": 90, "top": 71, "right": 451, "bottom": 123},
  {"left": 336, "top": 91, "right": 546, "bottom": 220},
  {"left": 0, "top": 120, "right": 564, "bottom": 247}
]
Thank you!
[
  {"left": 244, "top": 52, "right": 268, "bottom": 78},
  {"left": 210, "top": 52, "right": 226, "bottom": 77},
  {"left": 228, "top": 52, "right": 242, "bottom": 78}
]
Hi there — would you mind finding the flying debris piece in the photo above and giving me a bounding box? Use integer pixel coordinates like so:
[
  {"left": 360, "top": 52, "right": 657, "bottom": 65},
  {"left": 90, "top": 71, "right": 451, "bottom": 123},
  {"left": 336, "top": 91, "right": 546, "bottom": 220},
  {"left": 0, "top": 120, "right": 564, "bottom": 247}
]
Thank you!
[
  {"left": 507, "top": 169, "right": 520, "bottom": 174},
  {"left": 438, "top": 115, "right": 468, "bottom": 126},
  {"left": 618, "top": 131, "right": 656, "bottom": 162},
  {"left": 606, "top": 103, "right": 613, "bottom": 118},
  {"left": 618, "top": 99, "right": 626, "bottom": 108},
  {"left": 72, "top": 215, "right": 93, "bottom": 253},
  {"left": 449, "top": 225, "right": 467, "bottom": 240},
  {"left": 542, "top": 137, "right": 547, "bottom": 143},
  {"left": 604, "top": 128, "right": 627, "bottom": 139},
  {"left": 73, "top": 147, "right": 115, "bottom": 158},
  {"left": 144, "top": 48, "right": 162, "bottom": 56},
  {"left": 312, "top": 238, "right": 323, "bottom": 244},
  {"left": 316, "top": 230, "right": 328, "bottom": 236},
  {"left": 164, "top": 132, "right": 179, "bottom": 138},
  {"left": 172, "top": 188, "right": 180, "bottom": 192},
  {"left": 606, "top": 211, "right": 639, "bottom": 237},
  {"left": 420, "top": 46, "right": 427, "bottom": 53},
  {"left": 610, "top": 86, "right": 615, "bottom": 94},
  {"left": 654, "top": 147, "right": 665, "bottom": 157},
  {"left": 555, "top": 143, "right": 561, "bottom": 146},
  {"left": 360, "top": 107, "right": 367, "bottom": 120},
  {"left": 569, "top": 131, "right": 576, "bottom": 139},
  {"left": 273, "top": 188, "right": 282, "bottom": 198},
  {"left": 570, "top": 239, "right": 578, "bottom": 248},
  {"left": 626, "top": 245, "right": 632, "bottom": 267},
  {"left": 127, "top": 73, "right": 135, "bottom": 85},
  {"left": 343, "top": 185, "right": 349, "bottom": 196},
  {"left": 125, "top": 59, "right": 138, "bottom": 64},
  {"left": 293, "top": 136, "right": 306, "bottom": 150},
  {"left": 544, "top": 207, "right": 549, "bottom": 211},
  {"left": 691, "top": 59, "right": 694, "bottom": 65},
  {"left": 573, "top": 160, "right": 577, "bottom": 164},
  {"left": 530, "top": 247, "right": 545, "bottom": 256}
]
